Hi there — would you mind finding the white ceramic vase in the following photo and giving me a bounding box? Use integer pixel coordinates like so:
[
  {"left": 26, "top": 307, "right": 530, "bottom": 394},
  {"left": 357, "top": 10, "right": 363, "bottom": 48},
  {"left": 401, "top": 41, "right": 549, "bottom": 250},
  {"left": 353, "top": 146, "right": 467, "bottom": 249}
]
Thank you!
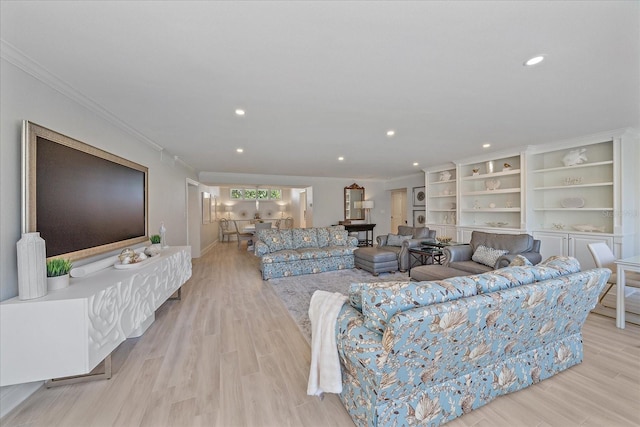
[
  {"left": 16, "top": 232, "right": 47, "bottom": 300},
  {"left": 47, "top": 274, "right": 70, "bottom": 291}
]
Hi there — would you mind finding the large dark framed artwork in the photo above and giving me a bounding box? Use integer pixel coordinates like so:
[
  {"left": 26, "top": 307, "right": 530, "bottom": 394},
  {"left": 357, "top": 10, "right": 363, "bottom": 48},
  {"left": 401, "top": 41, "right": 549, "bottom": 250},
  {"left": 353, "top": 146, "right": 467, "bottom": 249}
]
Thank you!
[
  {"left": 22, "top": 121, "right": 149, "bottom": 261},
  {"left": 413, "top": 186, "right": 426, "bottom": 206}
]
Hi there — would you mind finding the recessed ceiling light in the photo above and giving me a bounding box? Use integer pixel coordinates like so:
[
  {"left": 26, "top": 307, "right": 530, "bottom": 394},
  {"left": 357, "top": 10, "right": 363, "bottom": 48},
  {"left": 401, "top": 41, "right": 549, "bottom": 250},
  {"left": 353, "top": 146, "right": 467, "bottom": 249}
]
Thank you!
[
  {"left": 235, "top": 109, "right": 245, "bottom": 116},
  {"left": 236, "top": 148, "right": 244, "bottom": 153},
  {"left": 386, "top": 130, "right": 395, "bottom": 137},
  {"left": 338, "top": 156, "right": 344, "bottom": 161},
  {"left": 413, "top": 162, "right": 419, "bottom": 166},
  {"left": 524, "top": 55, "right": 545, "bottom": 67},
  {"left": 482, "top": 143, "right": 491, "bottom": 148}
]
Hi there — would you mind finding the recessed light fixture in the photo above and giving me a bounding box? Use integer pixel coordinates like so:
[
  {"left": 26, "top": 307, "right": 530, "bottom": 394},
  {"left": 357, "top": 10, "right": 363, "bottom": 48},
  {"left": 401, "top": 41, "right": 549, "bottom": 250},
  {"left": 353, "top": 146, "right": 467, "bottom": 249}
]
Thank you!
[
  {"left": 236, "top": 148, "right": 244, "bottom": 153},
  {"left": 386, "top": 130, "right": 395, "bottom": 137},
  {"left": 482, "top": 143, "right": 491, "bottom": 148},
  {"left": 235, "top": 109, "right": 245, "bottom": 116},
  {"left": 524, "top": 55, "right": 545, "bottom": 67},
  {"left": 338, "top": 156, "right": 344, "bottom": 161},
  {"left": 413, "top": 162, "right": 419, "bottom": 166}
]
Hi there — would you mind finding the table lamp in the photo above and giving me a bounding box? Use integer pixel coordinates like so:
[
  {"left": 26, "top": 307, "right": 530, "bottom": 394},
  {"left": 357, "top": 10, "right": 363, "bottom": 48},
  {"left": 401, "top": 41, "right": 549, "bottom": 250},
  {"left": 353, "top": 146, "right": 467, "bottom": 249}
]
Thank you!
[{"left": 361, "top": 200, "right": 374, "bottom": 224}]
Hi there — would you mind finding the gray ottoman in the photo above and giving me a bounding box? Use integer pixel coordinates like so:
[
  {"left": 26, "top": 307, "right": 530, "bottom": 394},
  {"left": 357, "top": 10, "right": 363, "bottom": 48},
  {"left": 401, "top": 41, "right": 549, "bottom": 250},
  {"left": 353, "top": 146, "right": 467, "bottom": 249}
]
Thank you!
[
  {"left": 354, "top": 247, "right": 398, "bottom": 276},
  {"left": 410, "top": 265, "right": 468, "bottom": 282}
]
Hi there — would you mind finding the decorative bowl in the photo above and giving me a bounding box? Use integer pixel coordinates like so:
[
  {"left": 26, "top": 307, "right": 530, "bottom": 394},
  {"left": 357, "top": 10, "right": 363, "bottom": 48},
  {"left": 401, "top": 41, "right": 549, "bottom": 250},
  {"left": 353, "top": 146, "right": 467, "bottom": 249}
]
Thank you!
[{"left": 436, "top": 236, "right": 452, "bottom": 244}]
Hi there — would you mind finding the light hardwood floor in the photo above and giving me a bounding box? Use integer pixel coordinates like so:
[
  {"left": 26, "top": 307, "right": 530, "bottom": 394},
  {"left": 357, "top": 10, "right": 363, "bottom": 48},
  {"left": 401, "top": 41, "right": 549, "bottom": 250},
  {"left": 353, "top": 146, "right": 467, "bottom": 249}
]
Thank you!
[{"left": 2, "top": 242, "right": 639, "bottom": 427}]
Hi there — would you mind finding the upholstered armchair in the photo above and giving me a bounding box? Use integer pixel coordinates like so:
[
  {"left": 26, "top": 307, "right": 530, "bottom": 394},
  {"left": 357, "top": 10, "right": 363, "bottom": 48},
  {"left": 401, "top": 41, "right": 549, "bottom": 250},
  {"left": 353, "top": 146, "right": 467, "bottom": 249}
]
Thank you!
[
  {"left": 444, "top": 230, "right": 542, "bottom": 274},
  {"left": 376, "top": 225, "right": 436, "bottom": 272}
]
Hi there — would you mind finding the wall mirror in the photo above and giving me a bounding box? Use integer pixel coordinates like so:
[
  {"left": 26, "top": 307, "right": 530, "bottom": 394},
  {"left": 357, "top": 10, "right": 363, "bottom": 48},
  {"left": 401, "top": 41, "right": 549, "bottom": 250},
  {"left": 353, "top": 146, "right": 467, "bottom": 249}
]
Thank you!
[{"left": 344, "top": 183, "right": 364, "bottom": 221}]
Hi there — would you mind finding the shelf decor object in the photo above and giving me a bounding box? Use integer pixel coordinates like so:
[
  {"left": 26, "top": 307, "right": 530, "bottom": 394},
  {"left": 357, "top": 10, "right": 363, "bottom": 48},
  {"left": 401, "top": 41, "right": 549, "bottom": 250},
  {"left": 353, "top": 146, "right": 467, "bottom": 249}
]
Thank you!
[
  {"left": 562, "top": 147, "right": 588, "bottom": 166},
  {"left": 561, "top": 198, "right": 585, "bottom": 208},
  {"left": 16, "top": 232, "right": 47, "bottom": 300},
  {"left": 485, "top": 179, "right": 501, "bottom": 190}
]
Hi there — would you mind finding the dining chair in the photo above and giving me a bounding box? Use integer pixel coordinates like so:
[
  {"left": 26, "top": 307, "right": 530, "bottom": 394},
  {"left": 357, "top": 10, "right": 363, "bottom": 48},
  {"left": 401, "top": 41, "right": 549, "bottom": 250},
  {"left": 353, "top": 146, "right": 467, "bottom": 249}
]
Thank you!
[
  {"left": 219, "top": 218, "right": 235, "bottom": 243},
  {"left": 232, "top": 220, "right": 254, "bottom": 248},
  {"left": 254, "top": 222, "right": 272, "bottom": 231},
  {"left": 587, "top": 242, "right": 640, "bottom": 303},
  {"left": 283, "top": 217, "right": 294, "bottom": 229}
]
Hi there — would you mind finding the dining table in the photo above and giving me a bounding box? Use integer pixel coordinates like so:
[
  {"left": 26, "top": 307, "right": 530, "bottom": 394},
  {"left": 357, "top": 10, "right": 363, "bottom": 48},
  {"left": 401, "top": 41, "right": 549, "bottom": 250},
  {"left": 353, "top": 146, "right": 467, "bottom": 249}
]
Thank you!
[{"left": 614, "top": 254, "right": 640, "bottom": 329}]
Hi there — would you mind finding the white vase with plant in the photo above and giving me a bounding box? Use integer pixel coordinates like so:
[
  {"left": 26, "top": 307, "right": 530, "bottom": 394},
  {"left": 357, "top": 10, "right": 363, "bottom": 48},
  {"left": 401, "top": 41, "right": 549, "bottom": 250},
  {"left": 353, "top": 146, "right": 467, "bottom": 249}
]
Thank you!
[{"left": 46, "top": 258, "right": 72, "bottom": 291}]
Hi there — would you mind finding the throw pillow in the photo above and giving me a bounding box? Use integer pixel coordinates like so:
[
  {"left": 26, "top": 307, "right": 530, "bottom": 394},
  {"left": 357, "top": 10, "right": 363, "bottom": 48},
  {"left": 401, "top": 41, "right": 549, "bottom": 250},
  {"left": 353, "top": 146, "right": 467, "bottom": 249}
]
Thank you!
[
  {"left": 472, "top": 245, "right": 509, "bottom": 268},
  {"left": 509, "top": 254, "right": 533, "bottom": 267},
  {"left": 329, "top": 230, "right": 349, "bottom": 246},
  {"left": 386, "top": 234, "right": 413, "bottom": 247}
]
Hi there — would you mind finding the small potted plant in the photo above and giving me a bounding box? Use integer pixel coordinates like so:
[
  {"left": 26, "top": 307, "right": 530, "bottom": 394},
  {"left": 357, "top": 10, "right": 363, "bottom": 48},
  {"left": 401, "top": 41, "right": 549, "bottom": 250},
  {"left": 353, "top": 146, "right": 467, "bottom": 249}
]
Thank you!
[
  {"left": 46, "top": 258, "right": 72, "bottom": 291},
  {"left": 145, "top": 234, "right": 162, "bottom": 257}
]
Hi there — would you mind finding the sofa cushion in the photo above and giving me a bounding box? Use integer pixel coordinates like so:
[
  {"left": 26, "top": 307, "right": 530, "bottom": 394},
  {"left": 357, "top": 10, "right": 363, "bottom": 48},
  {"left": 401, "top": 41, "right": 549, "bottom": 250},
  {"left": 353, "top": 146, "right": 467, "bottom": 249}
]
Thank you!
[
  {"left": 385, "top": 234, "right": 413, "bottom": 246},
  {"left": 325, "top": 246, "right": 357, "bottom": 257},
  {"left": 470, "top": 231, "right": 534, "bottom": 254},
  {"left": 538, "top": 255, "right": 581, "bottom": 274},
  {"left": 316, "top": 226, "right": 343, "bottom": 247},
  {"left": 509, "top": 254, "right": 533, "bottom": 266},
  {"left": 448, "top": 260, "right": 493, "bottom": 274},
  {"left": 292, "top": 228, "right": 318, "bottom": 248},
  {"left": 472, "top": 245, "right": 509, "bottom": 267},
  {"left": 411, "top": 227, "right": 432, "bottom": 239},
  {"left": 296, "top": 248, "right": 330, "bottom": 260},
  {"left": 258, "top": 229, "right": 292, "bottom": 252},
  {"left": 261, "top": 249, "right": 301, "bottom": 263},
  {"left": 360, "top": 277, "right": 477, "bottom": 334},
  {"left": 330, "top": 230, "right": 349, "bottom": 246},
  {"left": 349, "top": 281, "right": 411, "bottom": 310}
]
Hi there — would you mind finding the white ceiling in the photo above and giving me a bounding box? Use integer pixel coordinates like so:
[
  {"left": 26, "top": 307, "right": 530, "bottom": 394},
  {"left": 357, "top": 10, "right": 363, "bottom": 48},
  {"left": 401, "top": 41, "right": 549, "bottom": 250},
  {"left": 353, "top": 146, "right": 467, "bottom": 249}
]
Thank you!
[{"left": 1, "top": 1, "right": 638, "bottom": 180}]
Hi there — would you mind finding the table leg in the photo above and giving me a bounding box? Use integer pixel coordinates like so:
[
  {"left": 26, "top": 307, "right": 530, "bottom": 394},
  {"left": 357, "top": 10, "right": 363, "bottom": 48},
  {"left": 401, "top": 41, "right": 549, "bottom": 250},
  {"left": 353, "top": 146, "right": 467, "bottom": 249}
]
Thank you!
[{"left": 616, "top": 265, "right": 626, "bottom": 329}]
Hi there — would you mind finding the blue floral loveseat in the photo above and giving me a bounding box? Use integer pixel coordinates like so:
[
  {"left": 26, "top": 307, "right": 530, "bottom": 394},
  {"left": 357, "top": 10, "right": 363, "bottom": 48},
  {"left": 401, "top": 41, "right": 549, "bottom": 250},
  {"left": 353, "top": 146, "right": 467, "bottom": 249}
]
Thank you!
[
  {"left": 336, "top": 256, "right": 609, "bottom": 426},
  {"left": 254, "top": 226, "right": 358, "bottom": 280}
]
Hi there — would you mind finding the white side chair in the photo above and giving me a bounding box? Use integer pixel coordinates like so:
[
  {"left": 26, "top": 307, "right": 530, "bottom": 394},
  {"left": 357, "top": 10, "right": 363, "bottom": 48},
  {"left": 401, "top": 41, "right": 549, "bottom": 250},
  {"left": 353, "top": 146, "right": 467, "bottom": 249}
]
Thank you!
[{"left": 587, "top": 242, "right": 640, "bottom": 303}]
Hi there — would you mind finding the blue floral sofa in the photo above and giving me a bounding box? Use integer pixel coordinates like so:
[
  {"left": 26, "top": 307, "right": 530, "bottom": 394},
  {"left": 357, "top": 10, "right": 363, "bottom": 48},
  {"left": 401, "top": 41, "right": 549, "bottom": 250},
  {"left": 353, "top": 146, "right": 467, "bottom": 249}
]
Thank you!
[
  {"left": 336, "top": 256, "right": 609, "bottom": 426},
  {"left": 254, "top": 226, "right": 358, "bottom": 280}
]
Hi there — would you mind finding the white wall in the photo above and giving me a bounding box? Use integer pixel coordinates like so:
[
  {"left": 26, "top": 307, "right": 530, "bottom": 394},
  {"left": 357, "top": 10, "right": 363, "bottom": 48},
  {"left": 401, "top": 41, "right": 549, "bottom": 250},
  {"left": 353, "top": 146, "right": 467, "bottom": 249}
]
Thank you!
[{"left": 0, "top": 58, "right": 198, "bottom": 415}]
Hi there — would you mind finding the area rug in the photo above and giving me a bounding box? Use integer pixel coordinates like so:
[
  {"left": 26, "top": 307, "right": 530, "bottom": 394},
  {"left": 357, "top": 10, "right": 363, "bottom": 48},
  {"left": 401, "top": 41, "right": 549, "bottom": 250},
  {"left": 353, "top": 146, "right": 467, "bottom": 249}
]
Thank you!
[{"left": 269, "top": 269, "right": 408, "bottom": 342}]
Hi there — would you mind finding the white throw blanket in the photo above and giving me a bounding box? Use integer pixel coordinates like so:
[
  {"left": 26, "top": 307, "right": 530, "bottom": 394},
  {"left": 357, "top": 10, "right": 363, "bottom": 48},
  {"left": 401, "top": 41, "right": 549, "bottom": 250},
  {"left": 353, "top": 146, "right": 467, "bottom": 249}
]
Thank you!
[{"left": 307, "top": 290, "right": 348, "bottom": 396}]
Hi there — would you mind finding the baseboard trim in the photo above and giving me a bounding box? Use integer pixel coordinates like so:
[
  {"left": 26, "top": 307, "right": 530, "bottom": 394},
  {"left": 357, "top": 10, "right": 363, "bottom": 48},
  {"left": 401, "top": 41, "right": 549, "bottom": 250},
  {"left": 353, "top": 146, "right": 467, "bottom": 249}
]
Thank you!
[{"left": 0, "top": 381, "right": 43, "bottom": 419}]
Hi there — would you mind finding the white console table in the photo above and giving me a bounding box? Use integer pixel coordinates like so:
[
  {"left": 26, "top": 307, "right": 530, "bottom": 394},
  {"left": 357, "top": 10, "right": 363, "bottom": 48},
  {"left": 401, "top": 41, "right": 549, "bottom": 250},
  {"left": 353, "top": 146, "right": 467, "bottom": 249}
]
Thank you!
[{"left": 0, "top": 246, "right": 191, "bottom": 387}]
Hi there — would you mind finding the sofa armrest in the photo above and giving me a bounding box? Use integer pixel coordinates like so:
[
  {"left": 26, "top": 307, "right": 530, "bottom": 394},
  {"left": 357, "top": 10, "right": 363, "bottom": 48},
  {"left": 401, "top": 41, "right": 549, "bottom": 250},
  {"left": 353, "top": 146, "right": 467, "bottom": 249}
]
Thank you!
[
  {"left": 443, "top": 244, "right": 473, "bottom": 266},
  {"left": 397, "top": 239, "right": 423, "bottom": 271},
  {"left": 347, "top": 236, "right": 359, "bottom": 247},
  {"left": 376, "top": 235, "right": 388, "bottom": 247},
  {"left": 495, "top": 252, "right": 543, "bottom": 268},
  {"left": 254, "top": 241, "right": 270, "bottom": 257}
]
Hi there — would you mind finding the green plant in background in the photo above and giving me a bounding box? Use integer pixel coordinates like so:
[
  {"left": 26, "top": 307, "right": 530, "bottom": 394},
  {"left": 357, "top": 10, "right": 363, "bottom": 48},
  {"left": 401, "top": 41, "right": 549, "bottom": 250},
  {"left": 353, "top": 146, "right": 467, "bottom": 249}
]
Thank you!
[
  {"left": 150, "top": 234, "right": 161, "bottom": 244},
  {"left": 46, "top": 259, "right": 72, "bottom": 277}
]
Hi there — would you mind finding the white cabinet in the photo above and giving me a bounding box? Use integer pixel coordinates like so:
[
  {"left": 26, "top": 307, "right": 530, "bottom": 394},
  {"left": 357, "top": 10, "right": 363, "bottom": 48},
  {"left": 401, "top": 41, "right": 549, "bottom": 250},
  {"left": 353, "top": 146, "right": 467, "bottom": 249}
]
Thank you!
[
  {"left": 458, "top": 153, "right": 524, "bottom": 231},
  {"left": 0, "top": 246, "right": 192, "bottom": 386},
  {"left": 533, "top": 231, "right": 614, "bottom": 270},
  {"left": 426, "top": 165, "right": 457, "bottom": 227},
  {"left": 429, "top": 224, "right": 458, "bottom": 241}
]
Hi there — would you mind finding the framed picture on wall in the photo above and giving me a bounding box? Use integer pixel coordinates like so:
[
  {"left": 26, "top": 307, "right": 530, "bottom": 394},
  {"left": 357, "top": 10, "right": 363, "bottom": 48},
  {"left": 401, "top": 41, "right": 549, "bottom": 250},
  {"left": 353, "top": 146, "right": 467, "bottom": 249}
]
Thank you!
[
  {"left": 413, "top": 186, "right": 426, "bottom": 206},
  {"left": 413, "top": 210, "right": 426, "bottom": 227},
  {"left": 202, "top": 192, "right": 211, "bottom": 224}
]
